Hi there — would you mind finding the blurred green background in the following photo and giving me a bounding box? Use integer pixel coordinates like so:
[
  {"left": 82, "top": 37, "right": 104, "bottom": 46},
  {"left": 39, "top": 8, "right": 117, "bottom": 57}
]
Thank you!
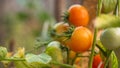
[{"left": 0, "top": 0, "right": 83, "bottom": 52}]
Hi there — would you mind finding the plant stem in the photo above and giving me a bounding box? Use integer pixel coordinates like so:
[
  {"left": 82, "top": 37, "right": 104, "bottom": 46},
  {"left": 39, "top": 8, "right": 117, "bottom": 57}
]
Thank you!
[
  {"left": 117, "top": 0, "right": 119, "bottom": 16},
  {"left": 2, "top": 58, "right": 73, "bottom": 68},
  {"left": 97, "top": 0, "right": 103, "bottom": 16},
  {"left": 51, "top": 61, "right": 73, "bottom": 68},
  {"left": 114, "top": 0, "right": 119, "bottom": 16},
  {"left": 96, "top": 44, "right": 106, "bottom": 57},
  {"left": 114, "top": 3, "right": 118, "bottom": 15},
  {"left": 71, "top": 53, "right": 78, "bottom": 65},
  {"left": 1, "top": 58, "right": 25, "bottom": 61},
  {"left": 77, "top": 56, "right": 89, "bottom": 57},
  {"left": 1, "top": 58, "right": 73, "bottom": 68},
  {"left": 88, "top": 0, "right": 102, "bottom": 68},
  {"left": 88, "top": 28, "right": 97, "bottom": 68},
  {"left": 104, "top": 50, "right": 112, "bottom": 68},
  {"left": 66, "top": 48, "right": 70, "bottom": 64}
]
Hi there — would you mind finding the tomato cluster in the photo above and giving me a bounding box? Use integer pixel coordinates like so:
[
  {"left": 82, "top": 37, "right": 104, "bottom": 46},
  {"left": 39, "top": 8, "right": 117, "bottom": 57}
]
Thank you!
[
  {"left": 50, "top": 4, "right": 95, "bottom": 67},
  {"left": 51, "top": 4, "right": 93, "bottom": 53},
  {"left": 50, "top": 2, "right": 120, "bottom": 67},
  {"left": 67, "top": 5, "right": 93, "bottom": 53}
]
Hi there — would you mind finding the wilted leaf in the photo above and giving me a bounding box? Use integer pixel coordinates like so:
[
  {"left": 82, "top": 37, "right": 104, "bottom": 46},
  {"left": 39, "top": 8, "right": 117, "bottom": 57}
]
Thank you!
[{"left": 13, "top": 47, "right": 25, "bottom": 58}]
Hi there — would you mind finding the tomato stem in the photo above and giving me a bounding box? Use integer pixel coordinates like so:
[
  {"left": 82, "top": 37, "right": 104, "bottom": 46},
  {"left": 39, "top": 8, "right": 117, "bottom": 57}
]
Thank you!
[
  {"left": 1, "top": 58, "right": 73, "bottom": 68},
  {"left": 118, "top": 0, "right": 120, "bottom": 16},
  {"left": 104, "top": 50, "right": 112, "bottom": 68},
  {"left": 0, "top": 58, "right": 25, "bottom": 61},
  {"left": 71, "top": 53, "right": 78, "bottom": 65},
  {"left": 114, "top": 0, "right": 119, "bottom": 16},
  {"left": 66, "top": 48, "right": 70, "bottom": 64},
  {"left": 97, "top": 0, "right": 103, "bottom": 16},
  {"left": 88, "top": 28, "right": 98, "bottom": 68},
  {"left": 88, "top": 0, "right": 102, "bottom": 68},
  {"left": 77, "top": 56, "right": 89, "bottom": 58},
  {"left": 96, "top": 44, "right": 106, "bottom": 57},
  {"left": 51, "top": 61, "right": 73, "bottom": 68}
]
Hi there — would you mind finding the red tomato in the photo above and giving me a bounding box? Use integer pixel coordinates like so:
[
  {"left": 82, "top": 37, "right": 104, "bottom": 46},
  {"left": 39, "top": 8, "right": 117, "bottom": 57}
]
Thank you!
[{"left": 92, "top": 54, "right": 104, "bottom": 68}]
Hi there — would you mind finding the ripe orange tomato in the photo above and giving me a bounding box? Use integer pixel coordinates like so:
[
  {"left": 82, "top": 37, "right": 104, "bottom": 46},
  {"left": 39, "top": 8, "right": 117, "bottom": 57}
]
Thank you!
[
  {"left": 92, "top": 54, "right": 104, "bottom": 68},
  {"left": 68, "top": 4, "right": 89, "bottom": 27},
  {"left": 69, "top": 26, "right": 93, "bottom": 53}
]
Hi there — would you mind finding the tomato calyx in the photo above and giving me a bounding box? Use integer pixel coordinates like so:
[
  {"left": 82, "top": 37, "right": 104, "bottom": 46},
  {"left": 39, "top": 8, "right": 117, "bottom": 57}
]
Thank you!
[
  {"left": 63, "top": 11, "right": 69, "bottom": 23},
  {"left": 50, "top": 25, "right": 75, "bottom": 39}
]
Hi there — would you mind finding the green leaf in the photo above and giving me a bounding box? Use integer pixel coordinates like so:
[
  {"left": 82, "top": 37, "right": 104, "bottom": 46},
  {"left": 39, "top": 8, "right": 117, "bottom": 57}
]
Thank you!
[
  {"left": 114, "top": 47, "right": 120, "bottom": 60},
  {"left": 94, "top": 14, "right": 120, "bottom": 29},
  {"left": 0, "top": 47, "right": 7, "bottom": 60},
  {"left": 14, "top": 53, "right": 52, "bottom": 68},
  {"left": 14, "top": 61, "right": 31, "bottom": 68},
  {"left": 25, "top": 53, "right": 51, "bottom": 64},
  {"left": 108, "top": 51, "right": 118, "bottom": 68},
  {"left": 14, "top": 61, "right": 51, "bottom": 68}
]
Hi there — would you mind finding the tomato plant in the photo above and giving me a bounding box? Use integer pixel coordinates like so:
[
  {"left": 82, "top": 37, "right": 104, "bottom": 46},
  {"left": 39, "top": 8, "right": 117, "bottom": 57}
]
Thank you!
[
  {"left": 68, "top": 4, "right": 89, "bottom": 27},
  {"left": 69, "top": 26, "right": 93, "bottom": 53},
  {"left": 0, "top": 0, "right": 120, "bottom": 68}
]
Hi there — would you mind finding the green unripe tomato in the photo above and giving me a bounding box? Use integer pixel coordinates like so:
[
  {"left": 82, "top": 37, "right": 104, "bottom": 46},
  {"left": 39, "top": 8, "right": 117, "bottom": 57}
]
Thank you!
[
  {"left": 47, "top": 41, "right": 60, "bottom": 48},
  {"left": 102, "top": 0, "right": 117, "bottom": 13},
  {"left": 100, "top": 28, "right": 120, "bottom": 50},
  {"left": 46, "top": 41, "right": 63, "bottom": 63}
]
